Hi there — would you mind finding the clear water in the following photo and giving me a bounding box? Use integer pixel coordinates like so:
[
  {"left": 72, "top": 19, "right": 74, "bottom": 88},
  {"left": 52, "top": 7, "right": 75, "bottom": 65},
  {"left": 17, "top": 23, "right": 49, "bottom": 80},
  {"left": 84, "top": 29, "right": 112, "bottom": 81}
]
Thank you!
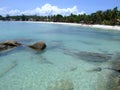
[{"left": 0, "top": 21, "right": 120, "bottom": 90}]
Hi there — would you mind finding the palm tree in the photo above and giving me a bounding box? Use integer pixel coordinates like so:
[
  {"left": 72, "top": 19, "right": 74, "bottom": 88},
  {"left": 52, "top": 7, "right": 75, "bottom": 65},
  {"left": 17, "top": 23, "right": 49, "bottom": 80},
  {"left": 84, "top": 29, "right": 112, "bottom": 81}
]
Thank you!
[{"left": 112, "top": 7, "right": 119, "bottom": 25}]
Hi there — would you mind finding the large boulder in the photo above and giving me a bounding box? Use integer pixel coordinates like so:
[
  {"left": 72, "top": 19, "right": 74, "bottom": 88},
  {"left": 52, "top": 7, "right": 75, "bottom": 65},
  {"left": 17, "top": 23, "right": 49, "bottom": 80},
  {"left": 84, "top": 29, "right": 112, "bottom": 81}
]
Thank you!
[
  {"left": 29, "top": 42, "right": 46, "bottom": 50},
  {"left": 0, "top": 40, "right": 21, "bottom": 51}
]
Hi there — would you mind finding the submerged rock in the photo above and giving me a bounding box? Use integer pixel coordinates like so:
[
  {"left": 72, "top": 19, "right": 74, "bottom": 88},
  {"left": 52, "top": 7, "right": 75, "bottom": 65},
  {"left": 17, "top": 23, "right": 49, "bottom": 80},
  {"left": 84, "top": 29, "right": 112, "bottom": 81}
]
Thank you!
[
  {"left": 111, "top": 53, "right": 120, "bottom": 72},
  {"left": 64, "top": 50, "right": 112, "bottom": 63},
  {"left": 74, "top": 51, "right": 112, "bottom": 62},
  {"left": 4, "top": 40, "right": 21, "bottom": 46},
  {"left": 114, "top": 64, "right": 120, "bottom": 73},
  {"left": 87, "top": 67, "right": 102, "bottom": 72},
  {"left": 0, "top": 40, "right": 21, "bottom": 51},
  {"left": 106, "top": 53, "right": 120, "bottom": 90},
  {"left": 107, "top": 73, "right": 120, "bottom": 90},
  {"left": 29, "top": 42, "right": 46, "bottom": 50},
  {"left": 111, "top": 61, "right": 120, "bottom": 73}
]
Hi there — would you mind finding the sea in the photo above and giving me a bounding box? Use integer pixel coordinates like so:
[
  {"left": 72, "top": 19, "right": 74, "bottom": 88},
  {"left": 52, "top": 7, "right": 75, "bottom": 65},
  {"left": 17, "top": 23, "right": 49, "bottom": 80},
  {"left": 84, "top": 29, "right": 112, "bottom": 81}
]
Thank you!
[{"left": 0, "top": 21, "right": 120, "bottom": 90}]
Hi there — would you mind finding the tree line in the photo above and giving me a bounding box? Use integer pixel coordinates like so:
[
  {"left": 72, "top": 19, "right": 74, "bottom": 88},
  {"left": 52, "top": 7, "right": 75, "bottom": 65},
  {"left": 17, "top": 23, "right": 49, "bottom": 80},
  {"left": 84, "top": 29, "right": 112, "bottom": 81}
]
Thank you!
[{"left": 0, "top": 7, "right": 120, "bottom": 25}]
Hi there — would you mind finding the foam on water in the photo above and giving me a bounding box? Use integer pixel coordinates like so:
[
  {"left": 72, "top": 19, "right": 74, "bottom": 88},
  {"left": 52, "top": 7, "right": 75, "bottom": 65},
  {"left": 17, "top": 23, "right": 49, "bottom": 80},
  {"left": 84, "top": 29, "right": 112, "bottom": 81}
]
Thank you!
[{"left": 0, "top": 21, "right": 120, "bottom": 90}]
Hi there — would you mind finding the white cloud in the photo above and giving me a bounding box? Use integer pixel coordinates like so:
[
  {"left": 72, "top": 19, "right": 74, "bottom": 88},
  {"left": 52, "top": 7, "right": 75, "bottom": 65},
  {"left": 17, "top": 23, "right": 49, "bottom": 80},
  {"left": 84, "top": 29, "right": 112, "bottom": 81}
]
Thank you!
[
  {"left": 0, "top": 7, "right": 7, "bottom": 15},
  {"left": 8, "top": 9, "right": 21, "bottom": 16},
  {"left": 0, "top": 3, "right": 85, "bottom": 16}
]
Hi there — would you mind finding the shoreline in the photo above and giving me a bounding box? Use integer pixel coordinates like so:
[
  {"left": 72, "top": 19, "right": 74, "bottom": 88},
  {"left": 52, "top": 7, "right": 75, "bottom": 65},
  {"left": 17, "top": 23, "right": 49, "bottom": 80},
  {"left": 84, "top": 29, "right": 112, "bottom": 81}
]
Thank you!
[
  {"left": 25, "top": 21, "right": 120, "bottom": 31},
  {"left": 1, "top": 20, "right": 120, "bottom": 31}
]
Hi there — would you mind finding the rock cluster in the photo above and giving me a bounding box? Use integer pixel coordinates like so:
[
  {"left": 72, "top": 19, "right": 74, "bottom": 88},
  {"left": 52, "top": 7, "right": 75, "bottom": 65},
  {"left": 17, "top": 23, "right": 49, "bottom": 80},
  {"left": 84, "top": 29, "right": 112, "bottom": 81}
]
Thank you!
[
  {"left": 0, "top": 40, "right": 21, "bottom": 51},
  {"left": 114, "top": 62, "right": 120, "bottom": 72},
  {"left": 0, "top": 40, "right": 46, "bottom": 52}
]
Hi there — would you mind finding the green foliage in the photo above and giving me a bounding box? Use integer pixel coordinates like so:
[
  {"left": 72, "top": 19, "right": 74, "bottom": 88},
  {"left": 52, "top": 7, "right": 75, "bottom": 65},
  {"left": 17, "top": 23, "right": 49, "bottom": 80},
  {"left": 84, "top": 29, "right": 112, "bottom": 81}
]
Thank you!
[
  {"left": 0, "top": 15, "right": 3, "bottom": 20},
  {"left": 52, "top": 14, "right": 64, "bottom": 22},
  {"left": 102, "top": 20, "right": 112, "bottom": 25},
  {"left": 0, "top": 7, "right": 119, "bottom": 25}
]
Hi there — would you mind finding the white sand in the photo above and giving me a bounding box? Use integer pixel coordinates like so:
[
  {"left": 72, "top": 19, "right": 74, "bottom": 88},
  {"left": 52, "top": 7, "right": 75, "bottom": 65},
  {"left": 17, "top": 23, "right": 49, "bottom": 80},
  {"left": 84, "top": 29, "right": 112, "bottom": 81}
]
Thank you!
[{"left": 26, "top": 21, "right": 120, "bottom": 31}]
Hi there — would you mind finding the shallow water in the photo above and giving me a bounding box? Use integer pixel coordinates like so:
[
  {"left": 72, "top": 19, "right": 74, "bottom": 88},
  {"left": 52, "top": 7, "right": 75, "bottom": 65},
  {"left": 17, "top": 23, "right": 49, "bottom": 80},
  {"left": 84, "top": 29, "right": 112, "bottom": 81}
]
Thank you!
[{"left": 0, "top": 21, "right": 120, "bottom": 90}]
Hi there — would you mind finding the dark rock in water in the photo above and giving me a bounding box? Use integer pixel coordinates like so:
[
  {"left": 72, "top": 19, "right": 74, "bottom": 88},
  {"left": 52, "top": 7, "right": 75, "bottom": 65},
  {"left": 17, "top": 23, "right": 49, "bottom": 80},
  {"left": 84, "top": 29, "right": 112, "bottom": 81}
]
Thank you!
[
  {"left": 4, "top": 40, "right": 21, "bottom": 46},
  {"left": 106, "top": 73, "right": 120, "bottom": 90},
  {"left": 111, "top": 61, "right": 120, "bottom": 73},
  {"left": 0, "top": 40, "right": 21, "bottom": 51},
  {"left": 108, "top": 53, "right": 120, "bottom": 73},
  {"left": 74, "top": 51, "right": 112, "bottom": 62},
  {"left": 63, "top": 49, "right": 112, "bottom": 63},
  {"left": 0, "top": 44, "right": 7, "bottom": 51},
  {"left": 105, "top": 53, "right": 120, "bottom": 90},
  {"left": 29, "top": 42, "right": 46, "bottom": 51},
  {"left": 114, "top": 65, "right": 120, "bottom": 73},
  {"left": 87, "top": 67, "right": 102, "bottom": 72},
  {"left": 108, "top": 73, "right": 120, "bottom": 90}
]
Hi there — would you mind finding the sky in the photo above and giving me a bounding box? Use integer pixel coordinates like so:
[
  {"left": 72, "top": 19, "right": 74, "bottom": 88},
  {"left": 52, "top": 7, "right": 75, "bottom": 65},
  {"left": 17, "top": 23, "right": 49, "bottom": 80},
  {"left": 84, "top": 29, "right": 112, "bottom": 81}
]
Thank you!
[{"left": 0, "top": 0, "right": 119, "bottom": 16}]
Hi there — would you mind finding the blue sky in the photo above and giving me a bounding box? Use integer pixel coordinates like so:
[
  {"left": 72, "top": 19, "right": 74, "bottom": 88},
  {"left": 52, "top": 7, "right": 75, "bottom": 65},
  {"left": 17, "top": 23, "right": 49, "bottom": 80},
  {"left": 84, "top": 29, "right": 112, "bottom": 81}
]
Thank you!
[{"left": 0, "top": 0, "right": 119, "bottom": 16}]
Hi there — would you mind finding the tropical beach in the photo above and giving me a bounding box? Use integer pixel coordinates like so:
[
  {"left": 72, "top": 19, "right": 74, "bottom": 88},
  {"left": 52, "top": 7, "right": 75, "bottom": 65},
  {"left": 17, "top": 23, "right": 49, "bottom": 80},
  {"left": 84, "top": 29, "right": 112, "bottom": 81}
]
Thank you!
[
  {"left": 0, "top": 0, "right": 120, "bottom": 90},
  {"left": 26, "top": 21, "right": 120, "bottom": 30}
]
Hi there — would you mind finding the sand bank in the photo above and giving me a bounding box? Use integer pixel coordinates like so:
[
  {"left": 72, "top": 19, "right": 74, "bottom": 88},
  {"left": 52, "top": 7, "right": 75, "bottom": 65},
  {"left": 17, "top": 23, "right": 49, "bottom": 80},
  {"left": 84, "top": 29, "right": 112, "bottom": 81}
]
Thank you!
[{"left": 25, "top": 21, "right": 120, "bottom": 31}]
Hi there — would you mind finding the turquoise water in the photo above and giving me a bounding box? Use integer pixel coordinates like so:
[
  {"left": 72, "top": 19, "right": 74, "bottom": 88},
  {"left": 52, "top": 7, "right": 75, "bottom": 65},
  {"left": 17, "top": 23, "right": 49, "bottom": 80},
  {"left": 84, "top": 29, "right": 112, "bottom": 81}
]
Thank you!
[{"left": 0, "top": 21, "right": 120, "bottom": 90}]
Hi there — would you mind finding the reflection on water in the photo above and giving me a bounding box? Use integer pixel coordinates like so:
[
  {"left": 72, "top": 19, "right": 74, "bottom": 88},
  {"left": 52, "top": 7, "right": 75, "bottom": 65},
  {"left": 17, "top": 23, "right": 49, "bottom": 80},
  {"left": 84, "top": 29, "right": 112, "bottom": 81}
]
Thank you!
[{"left": 0, "top": 22, "right": 120, "bottom": 90}]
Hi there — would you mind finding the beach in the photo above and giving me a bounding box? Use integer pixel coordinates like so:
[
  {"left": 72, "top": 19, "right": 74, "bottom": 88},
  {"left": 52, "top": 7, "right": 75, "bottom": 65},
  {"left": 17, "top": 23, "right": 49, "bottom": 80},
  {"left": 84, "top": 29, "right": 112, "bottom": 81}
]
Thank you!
[{"left": 25, "top": 21, "right": 120, "bottom": 31}]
